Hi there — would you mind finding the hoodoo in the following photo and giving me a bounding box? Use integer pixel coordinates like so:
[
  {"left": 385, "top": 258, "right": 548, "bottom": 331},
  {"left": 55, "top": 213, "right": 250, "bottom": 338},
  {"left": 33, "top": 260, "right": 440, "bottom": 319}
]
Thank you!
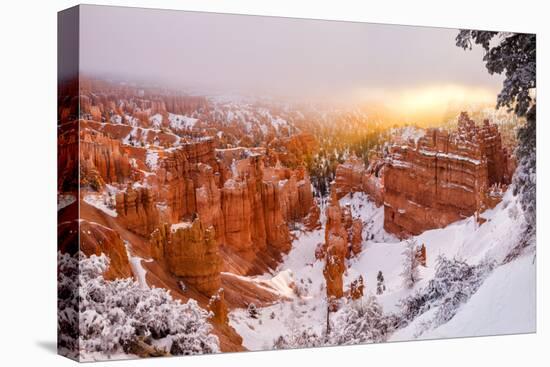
[{"left": 323, "top": 190, "right": 348, "bottom": 302}]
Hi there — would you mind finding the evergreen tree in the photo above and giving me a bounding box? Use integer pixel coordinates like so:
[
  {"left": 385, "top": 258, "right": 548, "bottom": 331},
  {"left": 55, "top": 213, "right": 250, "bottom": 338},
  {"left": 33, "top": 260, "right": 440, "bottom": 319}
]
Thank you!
[
  {"left": 57, "top": 252, "right": 219, "bottom": 359},
  {"left": 400, "top": 239, "right": 421, "bottom": 289},
  {"left": 247, "top": 303, "right": 260, "bottom": 319},
  {"left": 456, "top": 31, "right": 536, "bottom": 239},
  {"left": 376, "top": 270, "right": 386, "bottom": 295}
]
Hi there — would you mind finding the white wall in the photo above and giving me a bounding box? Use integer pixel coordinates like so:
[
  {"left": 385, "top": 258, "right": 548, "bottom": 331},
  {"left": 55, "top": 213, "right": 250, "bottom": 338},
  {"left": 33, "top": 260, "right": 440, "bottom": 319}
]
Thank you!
[{"left": 0, "top": 0, "right": 546, "bottom": 366}]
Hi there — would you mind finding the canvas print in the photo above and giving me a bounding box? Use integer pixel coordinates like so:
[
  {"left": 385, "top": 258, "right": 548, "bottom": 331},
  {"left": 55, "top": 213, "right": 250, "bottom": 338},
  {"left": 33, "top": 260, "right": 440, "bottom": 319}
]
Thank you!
[{"left": 57, "top": 5, "right": 536, "bottom": 362}]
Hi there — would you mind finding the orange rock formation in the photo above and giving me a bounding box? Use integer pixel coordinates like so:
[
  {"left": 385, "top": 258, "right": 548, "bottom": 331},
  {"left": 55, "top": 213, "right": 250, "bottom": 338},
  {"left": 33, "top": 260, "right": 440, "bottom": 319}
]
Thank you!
[
  {"left": 323, "top": 191, "right": 348, "bottom": 301},
  {"left": 383, "top": 113, "right": 513, "bottom": 237}
]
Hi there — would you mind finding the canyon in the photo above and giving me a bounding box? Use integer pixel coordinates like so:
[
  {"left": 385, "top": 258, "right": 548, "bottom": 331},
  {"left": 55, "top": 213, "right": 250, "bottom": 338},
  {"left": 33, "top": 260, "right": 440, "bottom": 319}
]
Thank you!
[
  {"left": 59, "top": 80, "right": 322, "bottom": 352},
  {"left": 58, "top": 79, "right": 526, "bottom": 356}
]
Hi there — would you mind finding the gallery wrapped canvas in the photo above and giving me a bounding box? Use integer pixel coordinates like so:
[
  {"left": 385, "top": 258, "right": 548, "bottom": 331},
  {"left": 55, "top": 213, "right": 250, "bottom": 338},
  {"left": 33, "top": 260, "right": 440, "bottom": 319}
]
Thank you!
[{"left": 57, "top": 4, "right": 536, "bottom": 362}]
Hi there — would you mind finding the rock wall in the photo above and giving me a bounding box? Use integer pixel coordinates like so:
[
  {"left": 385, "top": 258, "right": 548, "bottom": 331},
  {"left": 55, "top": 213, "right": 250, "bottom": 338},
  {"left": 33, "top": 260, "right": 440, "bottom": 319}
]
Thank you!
[
  {"left": 272, "top": 133, "right": 317, "bottom": 168},
  {"left": 334, "top": 155, "right": 384, "bottom": 206},
  {"left": 333, "top": 113, "right": 512, "bottom": 238},
  {"left": 58, "top": 220, "right": 133, "bottom": 281},
  {"left": 383, "top": 112, "right": 512, "bottom": 237},
  {"left": 262, "top": 181, "right": 292, "bottom": 252},
  {"left": 222, "top": 178, "right": 255, "bottom": 253},
  {"left": 115, "top": 185, "right": 160, "bottom": 237},
  {"left": 80, "top": 104, "right": 320, "bottom": 289},
  {"left": 156, "top": 147, "right": 196, "bottom": 222},
  {"left": 79, "top": 132, "right": 132, "bottom": 187},
  {"left": 334, "top": 157, "right": 365, "bottom": 199},
  {"left": 195, "top": 163, "right": 225, "bottom": 246}
]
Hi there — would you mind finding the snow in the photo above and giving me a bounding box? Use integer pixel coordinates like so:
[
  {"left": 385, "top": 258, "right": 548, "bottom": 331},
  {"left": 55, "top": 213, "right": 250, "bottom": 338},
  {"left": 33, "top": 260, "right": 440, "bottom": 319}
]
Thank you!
[
  {"left": 228, "top": 226, "right": 327, "bottom": 350},
  {"left": 392, "top": 253, "right": 535, "bottom": 341},
  {"left": 168, "top": 113, "right": 198, "bottom": 130},
  {"left": 110, "top": 114, "right": 122, "bottom": 124},
  {"left": 57, "top": 193, "right": 76, "bottom": 211},
  {"left": 145, "top": 150, "right": 159, "bottom": 171},
  {"left": 230, "top": 187, "right": 535, "bottom": 349},
  {"left": 424, "top": 254, "right": 535, "bottom": 338},
  {"left": 149, "top": 113, "right": 163, "bottom": 129},
  {"left": 393, "top": 126, "right": 425, "bottom": 145},
  {"left": 269, "top": 270, "right": 297, "bottom": 298},
  {"left": 60, "top": 251, "right": 219, "bottom": 360},
  {"left": 271, "top": 117, "right": 288, "bottom": 132},
  {"left": 122, "top": 127, "right": 138, "bottom": 145},
  {"left": 230, "top": 159, "right": 239, "bottom": 178},
  {"left": 171, "top": 221, "right": 193, "bottom": 232},
  {"left": 418, "top": 149, "right": 482, "bottom": 165},
  {"left": 222, "top": 272, "right": 293, "bottom": 299},
  {"left": 339, "top": 192, "right": 398, "bottom": 243},
  {"left": 83, "top": 193, "right": 117, "bottom": 217},
  {"left": 124, "top": 240, "right": 153, "bottom": 289}
]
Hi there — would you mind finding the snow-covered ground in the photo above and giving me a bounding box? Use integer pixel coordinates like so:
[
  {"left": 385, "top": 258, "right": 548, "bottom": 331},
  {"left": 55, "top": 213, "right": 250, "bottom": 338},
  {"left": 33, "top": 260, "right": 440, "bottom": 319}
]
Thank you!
[
  {"left": 145, "top": 149, "right": 159, "bottom": 171},
  {"left": 168, "top": 113, "right": 198, "bottom": 130},
  {"left": 394, "top": 254, "right": 535, "bottom": 341},
  {"left": 124, "top": 240, "right": 153, "bottom": 290},
  {"left": 83, "top": 193, "right": 117, "bottom": 217},
  {"left": 229, "top": 189, "right": 536, "bottom": 350},
  {"left": 57, "top": 193, "right": 76, "bottom": 211}
]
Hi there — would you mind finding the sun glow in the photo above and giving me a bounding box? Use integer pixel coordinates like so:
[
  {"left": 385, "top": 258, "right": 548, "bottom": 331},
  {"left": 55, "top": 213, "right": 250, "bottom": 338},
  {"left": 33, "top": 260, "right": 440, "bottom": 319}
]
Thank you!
[{"left": 355, "top": 84, "right": 498, "bottom": 126}]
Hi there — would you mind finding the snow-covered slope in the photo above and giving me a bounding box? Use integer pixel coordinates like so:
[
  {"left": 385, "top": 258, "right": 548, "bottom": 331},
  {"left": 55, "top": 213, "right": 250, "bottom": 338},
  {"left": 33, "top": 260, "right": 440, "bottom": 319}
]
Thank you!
[
  {"left": 229, "top": 189, "right": 535, "bottom": 350},
  {"left": 423, "top": 254, "right": 535, "bottom": 338}
]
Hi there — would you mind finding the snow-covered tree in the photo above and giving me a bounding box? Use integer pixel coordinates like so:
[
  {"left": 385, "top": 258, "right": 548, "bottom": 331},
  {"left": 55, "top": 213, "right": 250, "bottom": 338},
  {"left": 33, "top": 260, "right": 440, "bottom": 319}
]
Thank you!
[
  {"left": 456, "top": 31, "right": 536, "bottom": 239},
  {"left": 400, "top": 239, "right": 421, "bottom": 289},
  {"left": 397, "top": 255, "right": 495, "bottom": 330},
  {"left": 376, "top": 271, "right": 386, "bottom": 295},
  {"left": 272, "top": 292, "right": 395, "bottom": 349},
  {"left": 329, "top": 297, "right": 393, "bottom": 345},
  {"left": 273, "top": 328, "right": 324, "bottom": 350},
  {"left": 58, "top": 252, "right": 219, "bottom": 359}
]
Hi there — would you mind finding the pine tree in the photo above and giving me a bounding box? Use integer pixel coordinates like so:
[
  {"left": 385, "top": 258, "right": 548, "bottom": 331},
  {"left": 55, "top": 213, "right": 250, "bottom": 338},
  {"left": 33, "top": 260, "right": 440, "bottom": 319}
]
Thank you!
[
  {"left": 400, "top": 239, "right": 421, "bottom": 289},
  {"left": 376, "top": 270, "right": 386, "bottom": 295},
  {"left": 57, "top": 251, "right": 219, "bottom": 359},
  {"left": 247, "top": 302, "right": 259, "bottom": 319},
  {"left": 456, "top": 31, "right": 536, "bottom": 239}
]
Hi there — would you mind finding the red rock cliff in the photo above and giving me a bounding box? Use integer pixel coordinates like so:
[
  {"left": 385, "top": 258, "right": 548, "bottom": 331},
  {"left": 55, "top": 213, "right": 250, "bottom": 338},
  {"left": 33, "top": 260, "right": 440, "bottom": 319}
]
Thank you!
[
  {"left": 115, "top": 184, "right": 160, "bottom": 237},
  {"left": 383, "top": 112, "right": 512, "bottom": 237}
]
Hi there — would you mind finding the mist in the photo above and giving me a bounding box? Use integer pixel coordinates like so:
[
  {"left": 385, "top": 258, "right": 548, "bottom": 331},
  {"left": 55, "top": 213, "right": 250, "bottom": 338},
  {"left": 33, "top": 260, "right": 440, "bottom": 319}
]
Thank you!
[{"left": 79, "top": 5, "right": 503, "bottom": 103}]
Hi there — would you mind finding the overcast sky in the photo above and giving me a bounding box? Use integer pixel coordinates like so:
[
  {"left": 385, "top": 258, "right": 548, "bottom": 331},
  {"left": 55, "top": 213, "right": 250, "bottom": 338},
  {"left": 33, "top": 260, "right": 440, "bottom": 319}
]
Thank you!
[{"left": 79, "top": 5, "right": 503, "bottom": 103}]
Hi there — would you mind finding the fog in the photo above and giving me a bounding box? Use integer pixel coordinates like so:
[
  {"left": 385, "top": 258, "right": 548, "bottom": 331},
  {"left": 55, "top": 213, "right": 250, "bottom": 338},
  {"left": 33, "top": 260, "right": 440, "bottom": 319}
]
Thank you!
[{"left": 79, "top": 5, "right": 503, "bottom": 102}]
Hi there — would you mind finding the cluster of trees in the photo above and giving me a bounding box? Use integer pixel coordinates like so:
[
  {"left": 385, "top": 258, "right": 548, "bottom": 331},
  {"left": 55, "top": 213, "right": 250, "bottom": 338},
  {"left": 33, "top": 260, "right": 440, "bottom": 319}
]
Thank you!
[
  {"left": 376, "top": 271, "right": 386, "bottom": 295},
  {"left": 456, "top": 31, "right": 536, "bottom": 241},
  {"left": 298, "top": 110, "right": 389, "bottom": 198},
  {"left": 398, "top": 255, "right": 495, "bottom": 331},
  {"left": 272, "top": 254, "right": 495, "bottom": 349},
  {"left": 58, "top": 252, "right": 219, "bottom": 359},
  {"left": 273, "top": 296, "right": 395, "bottom": 349}
]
